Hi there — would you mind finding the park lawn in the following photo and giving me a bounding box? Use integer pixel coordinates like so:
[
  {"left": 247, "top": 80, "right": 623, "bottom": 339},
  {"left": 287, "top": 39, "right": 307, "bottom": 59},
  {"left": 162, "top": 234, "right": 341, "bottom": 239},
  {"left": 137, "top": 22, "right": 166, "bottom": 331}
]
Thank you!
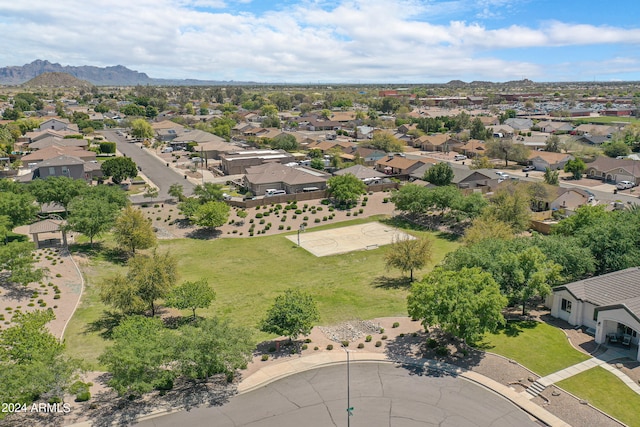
[
  {"left": 64, "top": 218, "right": 459, "bottom": 365},
  {"left": 557, "top": 367, "right": 640, "bottom": 427},
  {"left": 572, "top": 116, "right": 639, "bottom": 125},
  {"left": 479, "top": 321, "right": 591, "bottom": 376}
]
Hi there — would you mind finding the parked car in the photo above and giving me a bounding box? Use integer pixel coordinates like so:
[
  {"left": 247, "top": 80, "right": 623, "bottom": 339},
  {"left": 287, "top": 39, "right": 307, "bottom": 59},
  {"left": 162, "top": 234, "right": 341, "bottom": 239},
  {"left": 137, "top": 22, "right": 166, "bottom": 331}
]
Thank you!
[
  {"left": 495, "top": 171, "right": 510, "bottom": 179},
  {"left": 616, "top": 181, "right": 635, "bottom": 190},
  {"left": 522, "top": 165, "right": 535, "bottom": 172},
  {"left": 454, "top": 154, "right": 467, "bottom": 161}
]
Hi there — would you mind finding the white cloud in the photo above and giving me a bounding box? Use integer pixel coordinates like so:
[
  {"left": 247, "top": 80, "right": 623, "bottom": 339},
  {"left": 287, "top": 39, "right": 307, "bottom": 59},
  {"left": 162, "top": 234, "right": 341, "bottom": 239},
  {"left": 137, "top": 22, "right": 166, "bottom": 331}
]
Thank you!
[{"left": 0, "top": 0, "right": 638, "bottom": 82}]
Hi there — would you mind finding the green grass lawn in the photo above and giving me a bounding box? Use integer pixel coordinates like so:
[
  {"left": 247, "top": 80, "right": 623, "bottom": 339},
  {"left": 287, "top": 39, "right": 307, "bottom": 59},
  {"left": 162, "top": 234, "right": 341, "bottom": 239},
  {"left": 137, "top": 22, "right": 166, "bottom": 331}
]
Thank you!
[
  {"left": 572, "top": 116, "right": 639, "bottom": 125},
  {"left": 557, "top": 367, "right": 640, "bottom": 427},
  {"left": 478, "top": 321, "right": 590, "bottom": 376},
  {"left": 64, "top": 217, "right": 459, "bottom": 366}
]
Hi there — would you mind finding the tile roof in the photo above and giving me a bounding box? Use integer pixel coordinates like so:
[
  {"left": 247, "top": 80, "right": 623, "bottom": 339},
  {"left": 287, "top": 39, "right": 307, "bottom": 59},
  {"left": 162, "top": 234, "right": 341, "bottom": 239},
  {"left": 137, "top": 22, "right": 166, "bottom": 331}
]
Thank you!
[{"left": 557, "top": 267, "right": 640, "bottom": 307}]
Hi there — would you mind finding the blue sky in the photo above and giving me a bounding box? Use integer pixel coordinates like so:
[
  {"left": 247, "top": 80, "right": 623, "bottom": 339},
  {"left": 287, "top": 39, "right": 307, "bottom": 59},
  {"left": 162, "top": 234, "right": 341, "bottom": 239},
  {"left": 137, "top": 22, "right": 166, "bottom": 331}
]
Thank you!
[{"left": 1, "top": 0, "right": 639, "bottom": 83}]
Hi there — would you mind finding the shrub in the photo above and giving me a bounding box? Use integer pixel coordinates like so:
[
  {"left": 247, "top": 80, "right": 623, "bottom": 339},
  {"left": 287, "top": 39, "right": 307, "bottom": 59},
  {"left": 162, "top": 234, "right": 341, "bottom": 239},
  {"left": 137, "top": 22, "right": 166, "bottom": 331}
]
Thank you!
[
  {"left": 75, "top": 391, "right": 91, "bottom": 402},
  {"left": 301, "top": 344, "right": 308, "bottom": 350},
  {"left": 321, "top": 199, "right": 330, "bottom": 205},
  {"left": 381, "top": 335, "right": 387, "bottom": 340},
  {"left": 155, "top": 377, "right": 174, "bottom": 391},
  {"left": 326, "top": 344, "right": 333, "bottom": 350},
  {"left": 379, "top": 328, "right": 385, "bottom": 333},
  {"left": 412, "top": 332, "right": 418, "bottom": 337},
  {"left": 278, "top": 225, "right": 284, "bottom": 230},
  {"left": 281, "top": 216, "right": 287, "bottom": 222},
  {"left": 363, "top": 196, "right": 368, "bottom": 202},
  {"left": 314, "top": 218, "right": 321, "bottom": 223},
  {"left": 314, "top": 346, "right": 319, "bottom": 351},
  {"left": 375, "top": 341, "right": 382, "bottom": 347},
  {"left": 55, "top": 273, "right": 62, "bottom": 278},
  {"left": 383, "top": 198, "right": 389, "bottom": 203},
  {"left": 346, "top": 212, "right": 351, "bottom": 216},
  {"left": 316, "top": 207, "right": 323, "bottom": 211},
  {"left": 249, "top": 218, "right": 254, "bottom": 223},
  {"left": 357, "top": 343, "right": 365, "bottom": 349},
  {"left": 303, "top": 216, "right": 309, "bottom": 221},
  {"left": 295, "top": 209, "right": 302, "bottom": 214},
  {"left": 392, "top": 322, "right": 400, "bottom": 328},
  {"left": 261, "top": 354, "right": 269, "bottom": 361},
  {"left": 399, "top": 333, "right": 405, "bottom": 337},
  {"left": 427, "top": 338, "right": 438, "bottom": 349},
  {"left": 255, "top": 213, "right": 263, "bottom": 218},
  {"left": 259, "top": 219, "right": 265, "bottom": 224},
  {"left": 304, "top": 338, "right": 312, "bottom": 343},
  {"left": 286, "top": 226, "right": 291, "bottom": 230},
  {"left": 341, "top": 340, "right": 349, "bottom": 347},
  {"left": 290, "top": 348, "right": 296, "bottom": 354},
  {"left": 361, "top": 202, "right": 367, "bottom": 207},
  {"left": 269, "top": 346, "right": 276, "bottom": 353},
  {"left": 359, "top": 208, "right": 364, "bottom": 214},
  {"left": 365, "top": 335, "right": 372, "bottom": 342},
  {"left": 436, "top": 346, "right": 449, "bottom": 356}
]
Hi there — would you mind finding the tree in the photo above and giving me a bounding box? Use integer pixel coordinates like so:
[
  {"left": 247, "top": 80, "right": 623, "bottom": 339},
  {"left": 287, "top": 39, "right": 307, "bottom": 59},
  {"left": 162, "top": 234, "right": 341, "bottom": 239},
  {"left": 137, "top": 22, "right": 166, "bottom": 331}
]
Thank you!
[
  {"left": 166, "top": 279, "right": 216, "bottom": 319},
  {"left": 101, "top": 156, "right": 138, "bottom": 184},
  {"left": 0, "top": 190, "right": 38, "bottom": 228},
  {"left": 193, "top": 201, "right": 230, "bottom": 229},
  {"left": 310, "top": 157, "right": 325, "bottom": 170},
  {"left": 564, "top": 158, "right": 586, "bottom": 180},
  {"left": 603, "top": 140, "right": 630, "bottom": 158},
  {"left": 544, "top": 134, "right": 561, "bottom": 152},
  {"left": 482, "top": 185, "right": 531, "bottom": 232},
  {"left": 130, "top": 118, "right": 154, "bottom": 139},
  {"left": 168, "top": 183, "right": 184, "bottom": 202},
  {"left": 369, "top": 132, "right": 404, "bottom": 153},
  {"left": 28, "top": 176, "right": 87, "bottom": 214},
  {"left": 486, "top": 139, "right": 530, "bottom": 167},
  {"left": 67, "top": 195, "right": 120, "bottom": 247},
  {"left": 270, "top": 133, "right": 298, "bottom": 151},
  {"left": 143, "top": 185, "right": 159, "bottom": 204},
  {"left": 113, "top": 206, "right": 157, "bottom": 255},
  {"left": 260, "top": 288, "right": 320, "bottom": 342},
  {"left": 469, "top": 117, "right": 489, "bottom": 140},
  {"left": 497, "top": 247, "right": 562, "bottom": 315},
  {"left": 98, "top": 316, "right": 173, "bottom": 396},
  {"left": 543, "top": 167, "right": 559, "bottom": 185},
  {"left": 193, "top": 182, "right": 224, "bottom": 203},
  {"left": 470, "top": 155, "right": 494, "bottom": 170},
  {"left": 126, "top": 251, "right": 177, "bottom": 316},
  {"left": 99, "top": 273, "right": 146, "bottom": 314},
  {"left": 407, "top": 267, "right": 507, "bottom": 344},
  {"left": 326, "top": 173, "right": 367, "bottom": 207},
  {"left": 0, "top": 310, "right": 82, "bottom": 404},
  {"left": 463, "top": 217, "right": 514, "bottom": 245},
  {"left": 0, "top": 240, "right": 43, "bottom": 286},
  {"left": 423, "top": 162, "right": 454, "bottom": 186},
  {"left": 174, "top": 318, "right": 254, "bottom": 381},
  {"left": 83, "top": 184, "right": 129, "bottom": 209},
  {"left": 385, "top": 235, "right": 432, "bottom": 281}
]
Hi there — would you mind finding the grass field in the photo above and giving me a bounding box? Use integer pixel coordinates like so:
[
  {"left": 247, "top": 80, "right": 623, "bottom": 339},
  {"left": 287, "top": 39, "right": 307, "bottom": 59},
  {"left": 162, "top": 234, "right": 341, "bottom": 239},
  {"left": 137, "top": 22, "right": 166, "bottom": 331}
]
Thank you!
[
  {"left": 557, "top": 367, "right": 640, "bottom": 427},
  {"left": 478, "top": 320, "right": 591, "bottom": 376},
  {"left": 64, "top": 216, "right": 459, "bottom": 367},
  {"left": 572, "top": 116, "right": 639, "bottom": 125}
]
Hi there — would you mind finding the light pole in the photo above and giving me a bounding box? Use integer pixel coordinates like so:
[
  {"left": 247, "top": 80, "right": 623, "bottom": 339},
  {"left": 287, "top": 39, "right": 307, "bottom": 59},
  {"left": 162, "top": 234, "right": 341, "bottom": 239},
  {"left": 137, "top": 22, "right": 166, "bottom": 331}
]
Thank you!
[
  {"left": 297, "top": 223, "right": 305, "bottom": 247},
  {"left": 342, "top": 344, "right": 353, "bottom": 426}
]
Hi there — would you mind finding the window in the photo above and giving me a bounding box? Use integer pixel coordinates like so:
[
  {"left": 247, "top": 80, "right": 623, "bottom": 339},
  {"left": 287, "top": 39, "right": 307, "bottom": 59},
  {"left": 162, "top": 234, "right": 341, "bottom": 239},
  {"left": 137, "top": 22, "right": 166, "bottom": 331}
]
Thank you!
[
  {"left": 48, "top": 167, "right": 55, "bottom": 176},
  {"left": 61, "top": 166, "right": 69, "bottom": 176},
  {"left": 593, "top": 310, "right": 598, "bottom": 322},
  {"left": 561, "top": 298, "right": 572, "bottom": 313}
]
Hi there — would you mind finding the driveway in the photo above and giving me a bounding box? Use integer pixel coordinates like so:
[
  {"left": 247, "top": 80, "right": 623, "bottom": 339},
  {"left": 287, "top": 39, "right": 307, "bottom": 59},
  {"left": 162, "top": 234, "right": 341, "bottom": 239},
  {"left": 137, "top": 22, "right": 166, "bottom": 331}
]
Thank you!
[
  {"left": 100, "top": 130, "right": 195, "bottom": 200},
  {"left": 134, "top": 363, "right": 540, "bottom": 427}
]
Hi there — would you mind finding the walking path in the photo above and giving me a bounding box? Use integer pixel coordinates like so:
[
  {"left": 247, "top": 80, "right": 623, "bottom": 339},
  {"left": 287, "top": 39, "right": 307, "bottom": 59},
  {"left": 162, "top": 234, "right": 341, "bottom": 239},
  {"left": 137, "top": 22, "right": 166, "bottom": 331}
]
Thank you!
[{"left": 524, "top": 346, "right": 640, "bottom": 399}]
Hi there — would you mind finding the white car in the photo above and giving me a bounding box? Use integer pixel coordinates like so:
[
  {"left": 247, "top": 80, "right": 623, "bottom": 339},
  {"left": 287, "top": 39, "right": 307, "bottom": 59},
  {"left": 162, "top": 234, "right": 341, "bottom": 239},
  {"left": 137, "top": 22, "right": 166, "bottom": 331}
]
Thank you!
[
  {"left": 616, "top": 181, "right": 635, "bottom": 190},
  {"left": 495, "top": 171, "right": 510, "bottom": 179}
]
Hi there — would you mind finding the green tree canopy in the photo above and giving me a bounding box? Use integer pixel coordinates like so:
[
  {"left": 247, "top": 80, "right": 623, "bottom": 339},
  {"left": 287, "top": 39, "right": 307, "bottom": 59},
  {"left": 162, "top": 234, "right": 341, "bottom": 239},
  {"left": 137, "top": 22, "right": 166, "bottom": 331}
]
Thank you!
[
  {"left": 166, "top": 279, "right": 216, "bottom": 319},
  {"left": 407, "top": 267, "right": 507, "bottom": 344},
  {"left": 326, "top": 173, "right": 367, "bottom": 207},
  {"left": 369, "top": 132, "right": 404, "bottom": 153},
  {"left": 131, "top": 118, "right": 154, "bottom": 139},
  {"left": 28, "top": 176, "right": 88, "bottom": 214},
  {"left": 385, "top": 235, "right": 432, "bottom": 281},
  {"left": 486, "top": 139, "right": 530, "bottom": 167},
  {"left": 113, "top": 205, "right": 157, "bottom": 254},
  {"left": 193, "top": 201, "right": 230, "bottom": 229},
  {"left": 482, "top": 185, "right": 531, "bottom": 232},
  {"left": 564, "top": 158, "right": 586, "bottom": 180},
  {"left": 423, "top": 162, "right": 454, "bottom": 186},
  {"left": 101, "top": 156, "right": 138, "bottom": 184},
  {"left": 67, "top": 194, "right": 120, "bottom": 246},
  {"left": 193, "top": 182, "right": 225, "bottom": 203},
  {"left": 603, "top": 140, "right": 631, "bottom": 158},
  {"left": 260, "top": 288, "right": 320, "bottom": 342}
]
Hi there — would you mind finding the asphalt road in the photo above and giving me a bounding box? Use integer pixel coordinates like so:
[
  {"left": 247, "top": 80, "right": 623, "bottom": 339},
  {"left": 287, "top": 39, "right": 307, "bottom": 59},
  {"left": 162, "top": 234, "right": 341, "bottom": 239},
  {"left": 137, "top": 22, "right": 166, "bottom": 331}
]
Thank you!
[
  {"left": 134, "top": 363, "right": 540, "bottom": 427},
  {"left": 100, "top": 129, "right": 195, "bottom": 200}
]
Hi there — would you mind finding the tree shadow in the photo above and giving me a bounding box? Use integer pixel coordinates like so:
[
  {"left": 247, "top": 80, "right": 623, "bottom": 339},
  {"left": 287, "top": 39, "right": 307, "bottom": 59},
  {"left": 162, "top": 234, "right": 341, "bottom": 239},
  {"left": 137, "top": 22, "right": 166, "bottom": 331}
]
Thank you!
[
  {"left": 0, "top": 273, "right": 35, "bottom": 300},
  {"left": 253, "top": 339, "right": 305, "bottom": 361},
  {"left": 69, "top": 243, "right": 129, "bottom": 265},
  {"left": 184, "top": 228, "right": 222, "bottom": 240},
  {"left": 85, "top": 311, "right": 126, "bottom": 340},
  {"left": 372, "top": 275, "right": 413, "bottom": 289},
  {"left": 435, "top": 231, "right": 461, "bottom": 242}
]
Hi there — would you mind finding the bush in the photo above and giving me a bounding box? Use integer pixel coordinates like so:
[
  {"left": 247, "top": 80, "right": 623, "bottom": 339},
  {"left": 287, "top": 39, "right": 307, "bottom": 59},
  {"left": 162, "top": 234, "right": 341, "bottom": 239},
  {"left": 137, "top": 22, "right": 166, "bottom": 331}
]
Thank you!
[
  {"left": 255, "top": 213, "right": 263, "bottom": 218},
  {"left": 301, "top": 344, "right": 308, "bottom": 350},
  {"left": 436, "top": 346, "right": 449, "bottom": 356},
  {"left": 261, "top": 354, "right": 269, "bottom": 361},
  {"left": 75, "top": 391, "right": 91, "bottom": 402},
  {"left": 375, "top": 341, "right": 382, "bottom": 347},
  {"left": 383, "top": 198, "right": 389, "bottom": 203},
  {"left": 314, "top": 346, "right": 319, "bottom": 351},
  {"left": 321, "top": 199, "right": 330, "bottom": 205},
  {"left": 155, "top": 377, "right": 174, "bottom": 391},
  {"left": 381, "top": 335, "right": 387, "bottom": 340},
  {"left": 427, "top": 338, "right": 438, "bottom": 349},
  {"left": 55, "top": 273, "right": 62, "bottom": 278},
  {"left": 269, "top": 346, "right": 276, "bottom": 353},
  {"left": 357, "top": 343, "right": 365, "bottom": 349},
  {"left": 359, "top": 208, "right": 364, "bottom": 214},
  {"left": 341, "top": 340, "right": 349, "bottom": 347},
  {"left": 303, "top": 216, "right": 309, "bottom": 221},
  {"left": 379, "top": 328, "right": 385, "bottom": 334},
  {"left": 295, "top": 209, "right": 302, "bottom": 214},
  {"left": 314, "top": 218, "right": 321, "bottom": 223},
  {"left": 363, "top": 196, "right": 368, "bottom": 202},
  {"left": 304, "top": 338, "right": 312, "bottom": 343},
  {"left": 278, "top": 225, "right": 284, "bottom": 230},
  {"left": 399, "top": 333, "right": 405, "bottom": 337},
  {"left": 326, "top": 344, "right": 334, "bottom": 350},
  {"left": 392, "top": 322, "right": 400, "bottom": 328},
  {"left": 365, "top": 335, "right": 372, "bottom": 342}
]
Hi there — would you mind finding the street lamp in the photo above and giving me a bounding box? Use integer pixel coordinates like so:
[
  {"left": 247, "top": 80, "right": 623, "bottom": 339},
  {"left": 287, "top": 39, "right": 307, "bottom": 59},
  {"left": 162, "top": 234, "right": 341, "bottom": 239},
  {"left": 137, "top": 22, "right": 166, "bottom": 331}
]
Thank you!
[
  {"left": 342, "top": 344, "right": 353, "bottom": 426},
  {"left": 297, "top": 223, "right": 305, "bottom": 247}
]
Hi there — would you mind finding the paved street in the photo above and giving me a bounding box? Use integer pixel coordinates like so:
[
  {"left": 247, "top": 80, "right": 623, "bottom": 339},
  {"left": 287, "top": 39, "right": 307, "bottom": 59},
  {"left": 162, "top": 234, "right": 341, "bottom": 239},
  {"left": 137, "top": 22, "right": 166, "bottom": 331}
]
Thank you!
[
  {"left": 134, "top": 363, "right": 540, "bottom": 427},
  {"left": 100, "top": 130, "right": 195, "bottom": 200}
]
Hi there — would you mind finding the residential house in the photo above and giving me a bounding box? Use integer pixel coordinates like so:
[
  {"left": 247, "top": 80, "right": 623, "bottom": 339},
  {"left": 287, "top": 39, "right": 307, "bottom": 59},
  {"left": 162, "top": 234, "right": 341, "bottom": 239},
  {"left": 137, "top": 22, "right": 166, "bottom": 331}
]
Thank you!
[
  {"left": 375, "top": 155, "right": 427, "bottom": 176},
  {"left": 151, "top": 121, "right": 186, "bottom": 142},
  {"left": 537, "top": 121, "right": 574, "bottom": 134},
  {"left": 37, "top": 118, "right": 79, "bottom": 133},
  {"left": 550, "top": 267, "right": 640, "bottom": 361},
  {"left": 575, "top": 135, "right": 610, "bottom": 145},
  {"left": 243, "top": 162, "right": 329, "bottom": 195},
  {"left": 341, "top": 146, "right": 386, "bottom": 166},
  {"left": 220, "top": 149, "right": 295, "bottom": 175},
  {"left": 504, "top": 118, "right": 533, "bottom": 132},
  {"left": 410, "top": 163, "right": 498, "bottom": 190},
  {"left": 196, "top": 140, "right": 242, "bottom": 161},
  {"left": 17, "top": 155, "right": 100, "bottom": 183},
  {"left": 21, "top": 146, "right": 96, "bottom": 164},
  {"left": 527, "top": 151, "right": 574, "bottom": 171},
  {"left": 417, "top": 134, "right": 461, "bottom": 152},
  {"left": 574, "top": 124, "right": 617, "bottom": 136},
  {"left": 28, "top": 136, "right": 89, "bottom": 151},
  {"left": 585, "top": 156, "right": 640, "bottom": 184},
  {"left": 455, "top": 139, "right": 485, "bottom": 158},
  {"left": 333, "top": 164, "right": 385, "bottom": 184},
  {"left": 549, "top": 188, "right": 594, "bottom": 211},
  {"left": 170, "top": 129, "right": 222, "bottom": 150},
  {"left": 492, "top": 124, "right": 515, "bottom": 137}
]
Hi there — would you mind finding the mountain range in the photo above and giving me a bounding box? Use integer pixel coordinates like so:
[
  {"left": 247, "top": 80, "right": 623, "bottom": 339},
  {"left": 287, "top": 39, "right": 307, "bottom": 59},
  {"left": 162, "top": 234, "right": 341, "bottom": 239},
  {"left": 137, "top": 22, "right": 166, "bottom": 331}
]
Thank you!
[{"left": 0, "top": 60, "right": 246, "bottom": 86}]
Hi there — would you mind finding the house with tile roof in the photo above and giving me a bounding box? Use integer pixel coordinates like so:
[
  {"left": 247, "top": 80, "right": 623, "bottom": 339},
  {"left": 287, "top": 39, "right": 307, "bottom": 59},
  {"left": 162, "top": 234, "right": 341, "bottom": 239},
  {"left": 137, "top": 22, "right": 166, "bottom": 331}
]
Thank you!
[
  {"left": 585, "top": 156, "right": 640, "bottom": 184},
  {"left": 551, "top": 267, "right": 640, "bottom": 361},
  {"left": 375, "top": 155, "right": 428, "bottom": 176},
  {"left": 527, "top": 151, "right": 574, "bottom": 171},
  {"left": 243, "top": 162, "right": 329, "bottom": 195}
]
